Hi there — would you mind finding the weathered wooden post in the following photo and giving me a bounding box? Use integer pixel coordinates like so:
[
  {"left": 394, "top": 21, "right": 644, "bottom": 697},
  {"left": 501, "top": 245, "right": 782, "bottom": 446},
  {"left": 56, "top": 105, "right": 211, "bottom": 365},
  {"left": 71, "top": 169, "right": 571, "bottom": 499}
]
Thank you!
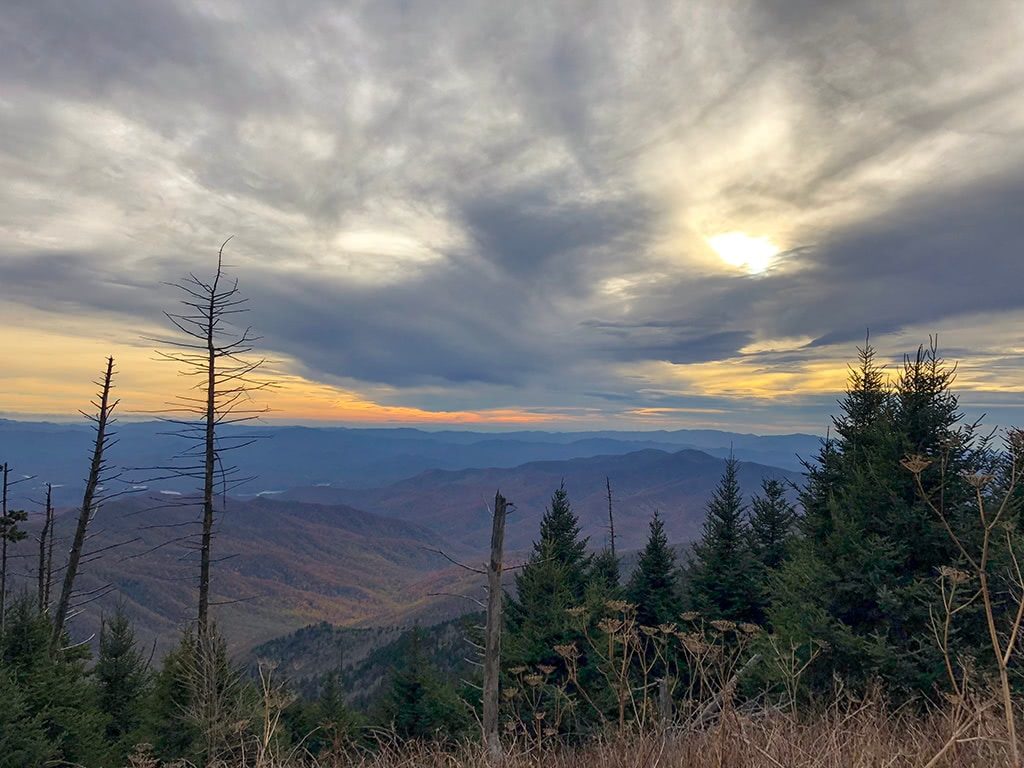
[
  {"left": 482, "top": 490, "right": 508, "bottom": 762},
  {"left": 658, "top": 675, "right": 672, "bottom": 729}
]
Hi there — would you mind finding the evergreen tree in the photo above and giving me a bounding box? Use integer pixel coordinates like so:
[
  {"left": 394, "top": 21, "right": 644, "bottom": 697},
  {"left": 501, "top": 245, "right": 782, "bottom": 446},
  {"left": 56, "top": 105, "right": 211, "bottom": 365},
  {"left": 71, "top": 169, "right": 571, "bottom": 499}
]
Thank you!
[
  {"left": 505, "top": 483, "right": 592, "bottom": 669},
  {"left": 770, "top": 340, "right": 985, "bottom": 695},
  {"left": 533, "top": 481, "right": 592, "bottom": 600},
  {"left": 588, "top": 548, "right": 621, "bottom": 599},
  {"left": 749, "top": 478, "right": 796, "bottom": 572},
  {"left": 0, "top": 665, "right": 50, "bottom": 768},
  {"left": 801, "top": 342, "right": 890, "bottom": 542},
  {"left": 687, "top": 456, "right": 759, "bottom": 623},
  {"left": 96, "top": 604, "right": 151, "bottom": 757},
  {"left": 0, "top": 595, "right": 108, "bottom": 766},
  {"left": 287, "top": 667, "right": 362, "bottom": 755},
  {"left": 748, "top": 477, "right": 797, "bottom": 624},
  {"left": 144, "top": 631, "right": 202, "bottom": 762},
  {"left": 318, "top": 668, "right": 347, "bottom": 725},
  {"left": 382, "top": 627, "right": 467, "bottom": 741},
  {"left": 626, "top": 512, "right": 681, "bottom": 628}
]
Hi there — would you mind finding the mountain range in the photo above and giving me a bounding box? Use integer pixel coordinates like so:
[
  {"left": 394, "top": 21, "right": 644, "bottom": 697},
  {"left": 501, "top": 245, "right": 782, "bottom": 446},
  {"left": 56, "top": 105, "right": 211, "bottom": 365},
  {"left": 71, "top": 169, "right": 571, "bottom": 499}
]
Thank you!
[
  {"left": 0, "top": 420, "right": 813, "bottom": 654},
  {"left": 0, "top": 420, "right": 819, "bottom": 503},
  {"left": 283, "top": 448, "right": 799, "bottom": 552}
]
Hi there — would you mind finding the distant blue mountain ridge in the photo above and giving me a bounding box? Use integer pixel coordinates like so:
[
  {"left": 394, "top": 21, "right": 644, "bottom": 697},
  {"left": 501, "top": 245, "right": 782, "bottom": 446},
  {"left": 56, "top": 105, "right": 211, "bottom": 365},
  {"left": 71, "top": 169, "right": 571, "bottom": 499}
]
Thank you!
[{"left": 0, "top": 419, "right": 821, "bottom": 505}]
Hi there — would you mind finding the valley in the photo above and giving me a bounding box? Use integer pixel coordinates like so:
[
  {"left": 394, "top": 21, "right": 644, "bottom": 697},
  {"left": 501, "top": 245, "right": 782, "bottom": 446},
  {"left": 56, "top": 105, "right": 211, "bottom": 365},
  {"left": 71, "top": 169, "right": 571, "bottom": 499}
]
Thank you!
[{"left": 0, "top": 423, "right": 808, "bottom": 654}]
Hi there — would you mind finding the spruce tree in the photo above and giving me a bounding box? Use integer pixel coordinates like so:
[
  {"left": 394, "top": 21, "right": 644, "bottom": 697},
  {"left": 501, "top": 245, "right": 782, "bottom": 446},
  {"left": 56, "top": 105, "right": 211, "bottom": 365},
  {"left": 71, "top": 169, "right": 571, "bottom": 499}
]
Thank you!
[
  {"left": 144, "top": 631, "right": 202, "bottom": 762},
  {"left": 318, "top": 668, "right": 347, "bottom": 726},
  {"left": 0, "top": 665, "right": 50, "bottom": 768},
  {"left": 749, "top": 478, "right": 796, "bottom": 571},
  {"left": 96, "top": 605, "right": 151, "bottom": 757},
  {"left": 533, "top": 481, "right": 591, "bottom": 600},
  {"left": 588, "top": 548, "right": 621, "bottom": 598},
  {"left": 0, "top": 596, "right": 107, "bottom": 766},
  {"left": 626, "top": 512, "right": 681, "bottom": 628},
  {"left": 687, "top": 455, "right": 759, "bottom": 623},
  {"left": 382, "top": 627, "right": 466, "bottom": 741},
  {"left": 748, "top": 477, "right": 797, "bottom": 625},
  {"left": 505, "top": 483, "right": 592, "bottom": 669},
  {"left": 286, "top": 667, "right": 361, "bottom": 754},
  {"left": 770, "top": 340, "right": 984, "bottom": 695}
]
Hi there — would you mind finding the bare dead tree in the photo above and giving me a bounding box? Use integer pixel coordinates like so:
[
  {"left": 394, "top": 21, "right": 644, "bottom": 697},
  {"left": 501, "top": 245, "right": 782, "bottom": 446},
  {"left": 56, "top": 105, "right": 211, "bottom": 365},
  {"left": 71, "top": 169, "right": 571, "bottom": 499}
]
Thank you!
[
  {"left": 52, "top": 356, "right": 119, "bottom": 645},
  {"left": 37, "top": 483, "right": 54, "bottom": 614},
  {"left": 1, "top": 463, "right": 6, "bottom": 628},
  {"left": 1, "top": 462, "right": 29, "bottom": 635},
  {"left": 483, "top": 491, "right": 508, "bottom": 762},
  {"left": 606, "top": 475, "right": 616, "bottom": 559},
  {"left": 149, "top": 238, "right": 268, "bottom": 637}
]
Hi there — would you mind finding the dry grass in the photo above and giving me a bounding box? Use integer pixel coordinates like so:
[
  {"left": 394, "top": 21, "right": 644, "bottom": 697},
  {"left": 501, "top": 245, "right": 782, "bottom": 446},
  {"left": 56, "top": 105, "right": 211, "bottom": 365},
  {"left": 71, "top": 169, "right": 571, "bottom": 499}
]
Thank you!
[
  {"left": 138, "top": 693, "right": 1020, "bottom": 768},
  {"left": 317, "top": 713, "right": 1011, "bottom": 768}
]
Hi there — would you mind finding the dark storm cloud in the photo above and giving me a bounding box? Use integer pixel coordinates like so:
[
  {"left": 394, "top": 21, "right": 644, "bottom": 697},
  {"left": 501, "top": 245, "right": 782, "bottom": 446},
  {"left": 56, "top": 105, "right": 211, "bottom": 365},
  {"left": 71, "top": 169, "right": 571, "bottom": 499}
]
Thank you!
[{"left": 2, "top": 0, "right": 1024, "bottom": 426}]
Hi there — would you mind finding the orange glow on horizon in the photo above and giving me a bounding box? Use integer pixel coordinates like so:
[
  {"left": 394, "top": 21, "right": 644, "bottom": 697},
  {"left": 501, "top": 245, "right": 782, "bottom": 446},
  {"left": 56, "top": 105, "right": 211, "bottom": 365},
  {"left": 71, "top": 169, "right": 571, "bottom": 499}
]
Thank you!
[
  {"left": 6, "top": 315, "right": 1024, "bottom": 428},
  {"left": 0, "top": 323, "right": 564, "bottom": 425}
]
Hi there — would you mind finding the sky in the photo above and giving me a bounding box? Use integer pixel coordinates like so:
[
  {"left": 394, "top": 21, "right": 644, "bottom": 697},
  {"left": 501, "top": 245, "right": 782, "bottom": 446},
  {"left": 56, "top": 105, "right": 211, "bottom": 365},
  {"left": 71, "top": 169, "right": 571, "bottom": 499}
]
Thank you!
[{"left": 2, "top": 1, "right": 1024, "bottom": 434}]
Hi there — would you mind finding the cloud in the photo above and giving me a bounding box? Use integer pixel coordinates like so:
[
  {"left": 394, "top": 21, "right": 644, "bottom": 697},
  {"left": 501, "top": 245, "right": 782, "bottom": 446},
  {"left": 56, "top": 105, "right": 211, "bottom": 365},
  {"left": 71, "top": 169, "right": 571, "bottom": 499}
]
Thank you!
[{"left": 2, "top": 0, "right": 1024, "bottom": 430}]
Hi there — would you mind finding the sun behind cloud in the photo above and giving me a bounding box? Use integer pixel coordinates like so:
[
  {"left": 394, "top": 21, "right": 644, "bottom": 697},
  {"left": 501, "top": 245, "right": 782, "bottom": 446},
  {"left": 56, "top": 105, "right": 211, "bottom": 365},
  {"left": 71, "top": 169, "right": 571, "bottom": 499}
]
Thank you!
[{"left": 706, "top": 232, "right": 780, "bottom": 274}]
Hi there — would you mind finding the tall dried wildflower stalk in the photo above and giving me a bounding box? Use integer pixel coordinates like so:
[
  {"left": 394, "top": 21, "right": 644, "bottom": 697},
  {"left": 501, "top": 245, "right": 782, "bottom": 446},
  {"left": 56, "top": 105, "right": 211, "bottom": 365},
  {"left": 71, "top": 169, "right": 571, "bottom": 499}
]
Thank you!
[
  {"left": 500, "top": 601, "right": 764, "bottom": 744},
  {"left": 904, "top": 431, "right": 1024, "bottom": 766}
]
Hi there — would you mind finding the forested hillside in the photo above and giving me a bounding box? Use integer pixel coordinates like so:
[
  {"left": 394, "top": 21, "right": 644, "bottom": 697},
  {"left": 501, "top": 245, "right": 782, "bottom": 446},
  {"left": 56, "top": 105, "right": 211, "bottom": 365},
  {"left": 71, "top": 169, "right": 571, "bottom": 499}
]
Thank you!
[{"left": 283, "top": 448, "right": 798, "bottom": 550}]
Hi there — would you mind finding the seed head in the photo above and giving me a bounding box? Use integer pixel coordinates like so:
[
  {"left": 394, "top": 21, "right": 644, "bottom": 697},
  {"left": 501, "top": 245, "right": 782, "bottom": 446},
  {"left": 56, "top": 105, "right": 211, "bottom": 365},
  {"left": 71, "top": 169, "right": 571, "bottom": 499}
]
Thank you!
[
  {"left": 900, "top": 455, "right": 932, "bottom": 475},
  {"left": 598, "top": 618, "right": 623, "bottom": 635},
  {"left": 961, "top": 471, "right": 994, "bottom": 490},
  {"left": 605, "top": 599, "right": 631, "bottom": 614},
  {"left": 554, "top": 643, "right": 579, "bottom": 660},
  {"left": 939, "top": 565, "right": 971, "bottom": 584}
]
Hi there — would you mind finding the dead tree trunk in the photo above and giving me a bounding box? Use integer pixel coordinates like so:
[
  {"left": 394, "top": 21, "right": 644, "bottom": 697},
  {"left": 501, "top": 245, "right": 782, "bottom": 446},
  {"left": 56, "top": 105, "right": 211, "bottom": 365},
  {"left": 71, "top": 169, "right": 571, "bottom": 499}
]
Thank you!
[
  {"left": 44, "top": 484, "right": 56, "bottom": 613},
  {"left": 482, "top": 491, "right": 508, "bottom": 762},
  {"left": 37, "top": 484, "right": 54, "bottom": 614},
  {"left": 1, "top": 463, "right": 9, "bottom": 633},
  {"left": 52, "top": 356, "right": 118, "bottom": 645},
  {"left": 149, "top": 239, "right": 267, "bottom": 639},
  {"left": 197, "top": 258, "right": 220, "bottom": 638},
  {"left": 606, "top": 475, "right": 616, "bottom": 558},
  {"left": 0, "top": 463, "right": 28, "bottom": 636},
  {"left": 658, "top": 675, "right": 672, "bottom": 728}
]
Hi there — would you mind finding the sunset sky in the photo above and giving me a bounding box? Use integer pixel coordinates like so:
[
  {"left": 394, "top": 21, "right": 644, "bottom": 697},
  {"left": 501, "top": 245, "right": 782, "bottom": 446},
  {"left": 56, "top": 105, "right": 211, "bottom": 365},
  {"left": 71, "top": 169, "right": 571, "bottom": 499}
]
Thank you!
[{"left": 2, "top": 1, "right": 1024, "bottom": 432}]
